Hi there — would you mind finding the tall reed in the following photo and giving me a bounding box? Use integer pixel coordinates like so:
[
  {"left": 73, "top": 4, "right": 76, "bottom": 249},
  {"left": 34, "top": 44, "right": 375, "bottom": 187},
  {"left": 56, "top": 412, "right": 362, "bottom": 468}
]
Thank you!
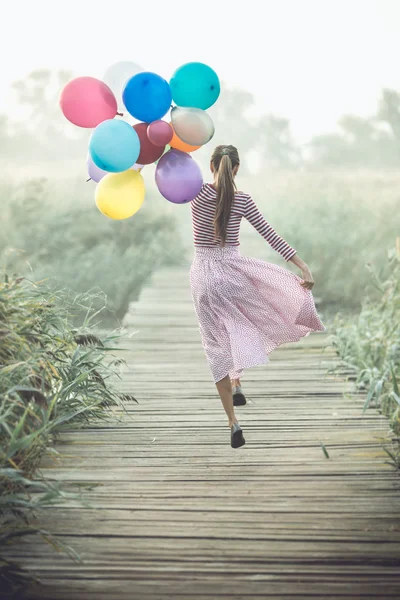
[
  {"left": 0, "top": 274, "right": 132, "bottom": 593},
  {"left": 327, "top": 238, "right": 400, "bottom": 467}
]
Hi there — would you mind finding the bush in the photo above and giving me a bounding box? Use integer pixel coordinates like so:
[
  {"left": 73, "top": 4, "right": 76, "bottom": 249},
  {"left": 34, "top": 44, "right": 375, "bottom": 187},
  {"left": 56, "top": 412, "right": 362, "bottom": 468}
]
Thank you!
[
  {"left": 327, "top": 240, "right": 400, "bottom": 467},
  {"left": 0, "top": 178, "right": 184, "bottom": 324},
  {"left": 0, "top": 274, "right": 132, "bottom": 593}
]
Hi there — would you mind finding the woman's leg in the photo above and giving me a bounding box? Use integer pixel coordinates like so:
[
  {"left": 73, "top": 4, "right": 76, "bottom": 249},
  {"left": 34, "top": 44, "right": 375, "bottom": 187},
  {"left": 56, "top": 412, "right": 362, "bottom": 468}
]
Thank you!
[
  {"left": 231, "top": 377, "right": 241, "bottom": 388},
  {"left": 216, "top": 375, "right": 238, "bottom": 427}
]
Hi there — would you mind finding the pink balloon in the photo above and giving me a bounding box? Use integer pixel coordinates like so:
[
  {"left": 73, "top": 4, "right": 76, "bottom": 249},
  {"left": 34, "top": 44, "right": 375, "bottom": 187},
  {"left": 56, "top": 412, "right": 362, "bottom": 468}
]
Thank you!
[
  {"left": 60, "top": 77, "right": 117, "bottom": 128},
  {"left": 147, "top": 120, "right": 173, "bottom": 147}
]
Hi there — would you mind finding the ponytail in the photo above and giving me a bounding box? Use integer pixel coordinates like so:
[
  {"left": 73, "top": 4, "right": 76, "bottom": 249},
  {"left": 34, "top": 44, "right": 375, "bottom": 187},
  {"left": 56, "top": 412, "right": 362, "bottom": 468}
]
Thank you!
[{"left": 214, "top": 154, "right": 237, "bottom": 246}]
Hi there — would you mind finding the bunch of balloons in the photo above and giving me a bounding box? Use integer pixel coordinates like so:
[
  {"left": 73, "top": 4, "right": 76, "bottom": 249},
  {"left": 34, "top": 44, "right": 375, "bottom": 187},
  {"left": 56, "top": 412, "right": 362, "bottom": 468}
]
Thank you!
[{"left": 60, "top": 61, "right": 220, "bottom": 219}]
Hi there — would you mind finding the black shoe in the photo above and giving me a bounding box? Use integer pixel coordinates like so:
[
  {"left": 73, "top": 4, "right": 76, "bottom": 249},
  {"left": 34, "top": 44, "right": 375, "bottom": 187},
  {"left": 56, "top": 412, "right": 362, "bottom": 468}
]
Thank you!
[
  {"left": 231, "top": 423, "right": 245, "bottom": 448},
  {"left": 233, "top": 385, "right": 247, "bottom": 406}
]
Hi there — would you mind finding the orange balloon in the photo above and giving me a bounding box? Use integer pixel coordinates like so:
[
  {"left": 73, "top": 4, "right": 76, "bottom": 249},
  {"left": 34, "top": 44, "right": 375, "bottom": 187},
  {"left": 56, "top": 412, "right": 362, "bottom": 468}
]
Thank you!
[{"left": 169, "top": 123, "right": 200, "bottom": 153}]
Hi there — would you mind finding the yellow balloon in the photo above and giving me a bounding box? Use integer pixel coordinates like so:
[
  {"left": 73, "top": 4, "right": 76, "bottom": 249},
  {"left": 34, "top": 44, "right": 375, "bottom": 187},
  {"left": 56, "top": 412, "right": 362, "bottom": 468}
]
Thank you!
[{"left": 95, "top": 169, "right": 145, "bottom": 220}]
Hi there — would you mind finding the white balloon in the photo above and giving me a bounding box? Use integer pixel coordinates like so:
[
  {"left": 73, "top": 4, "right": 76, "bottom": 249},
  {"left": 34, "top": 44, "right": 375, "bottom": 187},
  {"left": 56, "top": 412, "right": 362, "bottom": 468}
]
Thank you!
[
  {"left": 103, "top": 61, "right": 144, "bottom": 111},
  {"left": 171, "top": 106, "right": 215, "bottom": 146}
]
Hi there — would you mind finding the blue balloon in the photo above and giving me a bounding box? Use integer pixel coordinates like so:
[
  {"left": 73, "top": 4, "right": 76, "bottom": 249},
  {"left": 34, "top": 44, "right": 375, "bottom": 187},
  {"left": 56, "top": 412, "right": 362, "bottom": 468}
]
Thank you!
[
  {"left": 170, "top": 62, "right": 220, "bottom": 110},
  {"left": 89, "top": 119, "right": 140, "bottom": 173},
  {"left": 122, "top": 72, "right": 172, "bottom": 122}
]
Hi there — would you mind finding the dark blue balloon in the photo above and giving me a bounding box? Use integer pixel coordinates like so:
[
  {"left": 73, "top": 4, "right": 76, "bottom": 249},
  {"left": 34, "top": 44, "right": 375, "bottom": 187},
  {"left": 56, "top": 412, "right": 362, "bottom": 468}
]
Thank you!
[{"left": 122, "top": 72, "right": 172, "bottom": 122}]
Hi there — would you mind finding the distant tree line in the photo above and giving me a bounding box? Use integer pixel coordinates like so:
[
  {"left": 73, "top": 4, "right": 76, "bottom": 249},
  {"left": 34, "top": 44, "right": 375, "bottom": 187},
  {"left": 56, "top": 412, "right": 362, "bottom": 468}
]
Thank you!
[{"left": 1, "top": 69, "right": 400, "bottom": 170}]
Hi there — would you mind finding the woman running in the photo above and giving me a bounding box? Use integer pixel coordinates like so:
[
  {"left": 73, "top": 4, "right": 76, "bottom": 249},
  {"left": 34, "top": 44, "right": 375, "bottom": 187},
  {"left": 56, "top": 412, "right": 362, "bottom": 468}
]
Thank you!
[{"left": 189, "top": 144, "right": 325, "bottom": 449}]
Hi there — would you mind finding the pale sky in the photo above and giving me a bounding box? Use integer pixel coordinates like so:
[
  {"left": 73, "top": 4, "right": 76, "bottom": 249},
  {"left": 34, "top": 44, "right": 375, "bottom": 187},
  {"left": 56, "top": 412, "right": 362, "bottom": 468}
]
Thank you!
[{"left": 2, "top": 0, "right": 400, "bottom": 142}]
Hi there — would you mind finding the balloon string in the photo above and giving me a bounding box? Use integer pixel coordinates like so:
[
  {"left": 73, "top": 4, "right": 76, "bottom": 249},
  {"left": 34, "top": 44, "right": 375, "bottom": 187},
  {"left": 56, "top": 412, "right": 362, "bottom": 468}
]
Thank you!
[{"left": 86, "top": 178, "right": 92, "bottom": 182}]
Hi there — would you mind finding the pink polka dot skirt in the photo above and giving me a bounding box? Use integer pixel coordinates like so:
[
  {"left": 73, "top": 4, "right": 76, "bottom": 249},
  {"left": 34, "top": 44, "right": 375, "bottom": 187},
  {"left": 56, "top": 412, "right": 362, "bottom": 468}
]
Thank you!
[{"left": 189, "top": 246, "right": 326, "bottom": 383}]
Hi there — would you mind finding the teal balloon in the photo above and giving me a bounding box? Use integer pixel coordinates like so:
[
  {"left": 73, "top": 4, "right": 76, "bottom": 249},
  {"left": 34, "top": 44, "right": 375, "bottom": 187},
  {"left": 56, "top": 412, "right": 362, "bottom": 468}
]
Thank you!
[
  {"left": 89, "top": 119, "right": 140, "bottom": 172},
  {"left": 170, "top": 62, "right": 220, "bottom": 110}
]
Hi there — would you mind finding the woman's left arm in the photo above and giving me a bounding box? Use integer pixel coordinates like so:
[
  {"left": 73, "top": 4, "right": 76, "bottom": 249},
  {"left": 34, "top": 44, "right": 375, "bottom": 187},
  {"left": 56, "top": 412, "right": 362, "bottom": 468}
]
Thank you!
[
  {"left": 289, "top": 253, "right": 315, "bottom": 290},
  {"left": 244, "top": 195, "right": 297, "bottom": 261}
]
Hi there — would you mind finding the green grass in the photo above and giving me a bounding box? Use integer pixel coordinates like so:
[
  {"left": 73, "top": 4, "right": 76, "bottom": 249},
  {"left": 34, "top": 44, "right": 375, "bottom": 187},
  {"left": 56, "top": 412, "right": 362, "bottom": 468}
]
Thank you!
[
  {"left": 327, "top": 240, "right": 400, "bottom": 468},
  {"left": 0, "top": 274, "right": 133, "bottom": 593},
  {"left": 1, "top": 177, "right": 184, "bottom": 325}
]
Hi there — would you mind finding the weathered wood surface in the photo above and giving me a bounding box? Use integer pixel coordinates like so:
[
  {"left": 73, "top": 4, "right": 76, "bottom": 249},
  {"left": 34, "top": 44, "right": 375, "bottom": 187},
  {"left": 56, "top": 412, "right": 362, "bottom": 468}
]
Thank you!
[{"left": 5, "top": 265, "right": 400, "bottom": 600}]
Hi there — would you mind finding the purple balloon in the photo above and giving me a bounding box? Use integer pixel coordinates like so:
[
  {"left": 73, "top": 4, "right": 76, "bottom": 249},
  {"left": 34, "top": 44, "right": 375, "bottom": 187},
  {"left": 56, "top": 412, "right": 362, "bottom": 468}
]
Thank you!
[
  {"left": 87, "top": 155, "right": 108, "bottom": 182},
  {"left": 87, "top": 155, "right": 143, "bottom": 182},
  {"left": 155, "top": 149, "right": 203, "bottom": 204}
]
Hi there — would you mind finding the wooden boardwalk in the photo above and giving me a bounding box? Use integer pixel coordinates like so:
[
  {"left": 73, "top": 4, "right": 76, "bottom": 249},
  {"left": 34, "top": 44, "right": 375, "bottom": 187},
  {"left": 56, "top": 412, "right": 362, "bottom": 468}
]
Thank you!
[{"left": 7, "top": 265, "right": 400, "bottom": 599}]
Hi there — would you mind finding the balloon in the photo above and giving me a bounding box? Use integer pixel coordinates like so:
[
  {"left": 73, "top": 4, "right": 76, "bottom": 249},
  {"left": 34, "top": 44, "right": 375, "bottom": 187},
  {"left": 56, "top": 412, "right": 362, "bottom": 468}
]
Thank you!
[
  {"left": 103, "top": 61, "right": 143, "bottom": 111},
  {"left": 89, "top": 119, "right": 140, "bottom": 172},
  {"left": 169, "top": 123, "right": 200, "bottom": 153},
  {"left": 147, "top": 120, "right": 173, "bottom": 146},
  {"left": 122, "top": 72, "right": 172, "bottom": 122},
  {"left": 87, "top": 155, "right": 108, "bottom": 183},
  {"left": 87, "top": 155, "right": 143, "bottom": 182},
  {"left": 133, "top": 123, "right": 165, "bottom": 165},
  {"left": 95, "top": 170, "right": 145, "bottom": 220},
  {"left": 60, "top": 77, "right": 117, "bottom": 128},
  {"left": 155, "top": 149, "right": 203, "bottom": 204},
  {"left": 171, "top": 106, "right": 215, "bottom": 146},
  {"left": 170, "top": 62, "right": 220, "bottom": 110}
]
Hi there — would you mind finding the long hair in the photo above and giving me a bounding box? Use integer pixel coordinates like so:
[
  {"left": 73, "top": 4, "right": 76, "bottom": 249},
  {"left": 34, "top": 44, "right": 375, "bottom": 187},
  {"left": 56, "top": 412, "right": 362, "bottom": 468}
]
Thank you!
[{"left": 211, "top": 145, "right": 240, "bottom": 246}]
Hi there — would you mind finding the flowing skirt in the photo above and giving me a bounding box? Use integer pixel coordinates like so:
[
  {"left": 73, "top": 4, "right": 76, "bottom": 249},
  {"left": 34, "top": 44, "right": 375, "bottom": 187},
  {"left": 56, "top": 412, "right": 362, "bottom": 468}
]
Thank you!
[{"left": 189, "top": 246, "right": 326, "bottom": 383}]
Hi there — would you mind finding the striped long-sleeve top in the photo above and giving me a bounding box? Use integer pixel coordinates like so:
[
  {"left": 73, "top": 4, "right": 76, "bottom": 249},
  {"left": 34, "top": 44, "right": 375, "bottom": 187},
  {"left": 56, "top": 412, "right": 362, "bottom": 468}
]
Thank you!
[{"left": 190, "top": 183, "right": 297, "bottom": 262}]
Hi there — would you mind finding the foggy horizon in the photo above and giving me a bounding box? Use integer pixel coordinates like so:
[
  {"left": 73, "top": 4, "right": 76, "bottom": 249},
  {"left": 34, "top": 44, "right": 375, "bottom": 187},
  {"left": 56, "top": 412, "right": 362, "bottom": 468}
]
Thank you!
[{"left": 1, "top": 0, "right": 400, "bottom": 143}]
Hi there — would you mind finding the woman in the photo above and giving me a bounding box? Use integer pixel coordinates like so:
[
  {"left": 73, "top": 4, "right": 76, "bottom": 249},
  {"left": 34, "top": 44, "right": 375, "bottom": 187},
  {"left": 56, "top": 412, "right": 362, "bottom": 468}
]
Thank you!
[{"left": 189, "top": 145, "right": 325, "bottom": 449}]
